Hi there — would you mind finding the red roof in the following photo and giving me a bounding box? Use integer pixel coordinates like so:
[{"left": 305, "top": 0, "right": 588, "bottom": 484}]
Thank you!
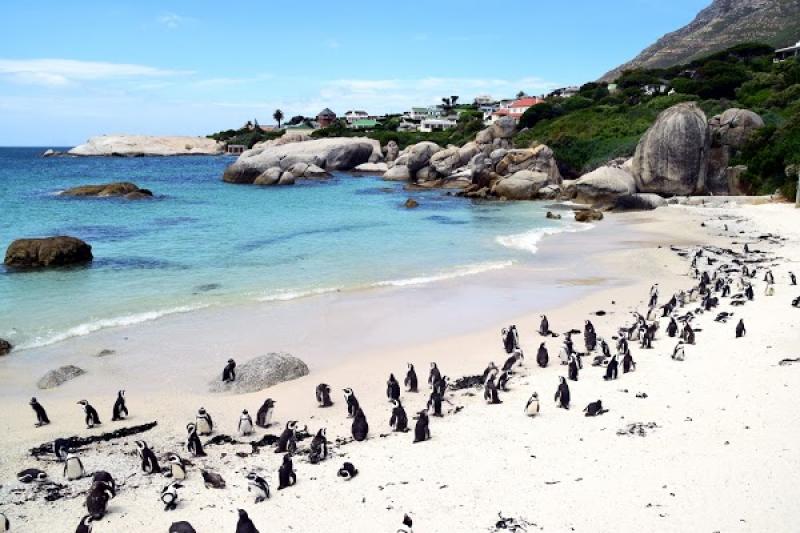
[{"left": 509, "top": 97, "right": 543, "bottom": 108}]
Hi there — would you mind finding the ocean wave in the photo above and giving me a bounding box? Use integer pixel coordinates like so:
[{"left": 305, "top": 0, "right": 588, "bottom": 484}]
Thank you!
[
  {"left": 257, "top": 287, "right": 340, "bottom": 302},
  {"left": 372, "top": 261, "right": 514, "bottom": 288},
  {"left": 495, "top": 223, "right": 595, "bottom": 254},
  {"left": 17, "top": 304, "right": 209, "bottom": 350}
]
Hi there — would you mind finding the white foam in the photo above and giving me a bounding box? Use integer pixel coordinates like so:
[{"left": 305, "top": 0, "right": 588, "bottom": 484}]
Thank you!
[
  {"left": 372, "top": 261, "right": 514, "bottom": 288},
  {"left": 496, "top": 223, "right": 595, "bottom": 254},
  {"left": 257, "top": 287, "right": 340, "bottom": 302}
]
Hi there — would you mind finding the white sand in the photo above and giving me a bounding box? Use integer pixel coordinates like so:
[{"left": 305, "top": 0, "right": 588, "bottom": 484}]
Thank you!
[{"left": 1, "top": 203, "right": 799, "bottom": 532}]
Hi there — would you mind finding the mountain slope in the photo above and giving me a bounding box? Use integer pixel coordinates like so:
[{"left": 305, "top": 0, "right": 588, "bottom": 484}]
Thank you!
[{"left": 602, "top": 0, "right": 800, "bottom": 81}]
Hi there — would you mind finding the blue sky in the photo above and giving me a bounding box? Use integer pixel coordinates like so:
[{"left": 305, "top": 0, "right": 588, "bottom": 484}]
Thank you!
[{"left": 0, "top": 0, "right": 710, "bottom": 146}]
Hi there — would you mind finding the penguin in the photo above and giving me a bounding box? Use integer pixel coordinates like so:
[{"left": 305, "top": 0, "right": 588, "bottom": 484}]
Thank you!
[
  {"left": 433, "top": 375, "right": 449, "bottom": 397},
  {"left": 222, "top": 358, "right": 236, "bottom": 382},
  {"left": 308, "top": 428, "right": 328, "bottom": 464},
  {"left": 275, "top": 421, "right": 299, "bottom": 454},
  {"left": 736, "top": 319, "right": 746, "bottom": 338},
  {"left": 168, "top": 454, "right": 187, "bottom": 480},
  {"left": 169, "top": 522, "right": 197, "bottom": 533},
  {"left": 536, "top": 342, "right": 549, "bottom": 368},
  {"left": 85, "top": 480, "right": 114, "bottom": 519},
  {"left": 92, "top": 471, "right": 116, "bottom": 494},
  {"left": 246, "top": 472, "right": 270, "bottom": 502},
  {"left": 604, "top": 354, "right": 619, "bottom": 381},
  {"left": 54, "top": 438, "right": 70, "bottom": 461},
  {"left": 17, "top": 468, "right": 48, "bottom": 483},
  {"left": 427, "top": 389, "right": 444, "bottom": 417},
  {"left": 600, "top": 338, "right": 611, "bottom": 359},
  {"left": 135, "top": 440, "right": 161, "bottom": 474},
  {"left": 404, "top": 363, "right": 418, "bottom": 392},
  {"left": 195, "top": 407, "right": 213, "bottom": 435},
  {"left": 238, "top": 409, "right": 254, "bottom": 436},
  {"left": 256, "top": 398, "right": 275, "bottom": 428},
  {"left": 78, "top": 400, "right": 101, "bottom": 428},
  {"left": 428, "top": 362, "right": 442, "bottom": 389},
  {"left": 672, "top": 341, "right": 686, "bottom": 361},
  {"left": 161, "top": 481, "right": 181, "bottom": 511},
  {"left": 502, "top": 327, "right": 515, "bottom": 354},
  {"left": 111, "top": 390, "right": 128, "bottom": 421},
  {"left": 64, "top": 452, "right": 85, "bottom": 480},
  {"left": 413, "top": 410, "right": 430, "bottom": 443},
  {"left": 235, "top": 509, "right": 260, "bottom": 533},
  {"left": 75, "top": 515, "right": 94, "bottom": 533},
  {"left": 484, "top": 371, "right": 502, "bottom": 404},
  {"left": 389, "top": 399, "right": 409, "bottom": 432},
  {"left": 497, "top": 370, "right": 511, "bottom": 391},
  {"left": 558, "top": 344, "right": 569, "bottom": 365},
  {"left": 343, "top": 388, "right": 360, "bottom": 418},
  {"left": 622, "top": 352, "right": 635, "bottom": 373},
  {"left": 790, "top": 272, "right": 797, "bottom": 286},
  {"left": 29, "top": 397, "right": 50, "bottom": 426},
  {"left": 481, "top": 362, "right": 498, "bottom": 382},
  {"left": 316, "top": 384, "right": 333, "bottom": 407},
  {"left": 584, "top": 320, "right": 597, "bottom": 351},
  {"left": 524, "top": 392, "right": 540, "bottom": 417},
  {"left": 186, "top": 423, "right": 206, "bottom": 457},
  {"left": 0, "top": 513, "right": 7, "bottom": 533},
  {"left": 584, "top": 400, "right": 607, "bottom": 417},
  {"left": 539, "top": 315, "right": 550, "bottom": 336},
  {"left": 277, "top": 453, "right": 296, "bottom": 490},
  {"left": 502, "top": 351, "right": 523, "bottom": 373},
  {"left": 666, "top": 317, "right": 678, "bottom": 337},
  {"left": 201, "top": 470, "right": 226, "bottom": 489},
  {"left": 568, "top": 355, "right": 579, "bottom": 382},
  {"left": 745, "top": 284, "right": 754, "bottom": 301},
  {"left": 352, "top": 407, "right": 369, "bottom": 441},
  {"left": 337, "top": 462, "right": 359, "bottom": 480},
  {"left": 554, "top": 377, "right": 570, "bottom": 409},
  {"left": 398, "top": 514, "right": 414, "bottom": 533},
  {"left": 386, "top": 373, "right": 401, "bottom": 401}
]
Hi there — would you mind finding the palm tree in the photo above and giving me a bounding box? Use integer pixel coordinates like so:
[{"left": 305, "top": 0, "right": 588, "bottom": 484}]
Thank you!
[
  {"left": 273, "top": 109, "right": 284, "bottom": 128},
  {"left": 450, "top": 95, "right": 459, "bottom": 107}
]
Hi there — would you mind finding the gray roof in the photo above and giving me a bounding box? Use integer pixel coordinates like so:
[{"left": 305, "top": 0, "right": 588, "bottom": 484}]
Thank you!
[{"left": 318, "top": 108, "right": 336, "bottom": 117}]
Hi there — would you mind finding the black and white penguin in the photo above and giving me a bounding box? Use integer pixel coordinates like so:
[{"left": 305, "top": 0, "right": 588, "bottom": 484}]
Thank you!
[
  {"left": 92, "top": 471, "right": 116, "bottom": 494},
  {"left": 790, "top": 272, "right": 797, "bottom": 286},
  {"left": 604, "top": 354, "right": 619, "bottom": 381},
  {"left": 567, "top": 355, "right": 579, "bottom": 382},
  {"left": 111, "top": 390, "right": 128, "bottom": 421},
  {"left": 161, "top": 481, "right": 181, "bottom": 511},
  {"left": 502, "top": 327, "right": 516, "bottom": 354},
  {"left": 554, "top": 377, "right": 570, "bottom": 409},
  {"left": 481, "top": 362, "right": 498, "bottom": 382},
  {"left": 308, "top": 428, "right": 328, "bottom": 464},
  {"left": 195, "top": 407, "right": 213, "bottom": 436},
  {"left": 135, "top": 440, "right": 161, "bottom": 474},
  {"left": 0, "top": 513, "right": 8, "bottom": 533},
  {"left": 337, "top": 462, "right": 359, "bottom": 480},
  {"left": 343, "top": 388, "right": 360, "bottom": 418},
  {"left": 54, "top": 438, "right": 70, "bottom": 461},
  {"left": 17, "top": 468, "right": 48, "bottom": 483},
  {"left": 64, "top": 452, "right": 85, "bottom": 480},
  {"left": 484, "top": 371, "right": 502, "bottom": 404},
  {"left": 246, "top": 472, "right": 270, "bottom": 502},
  {"left": 398, "top": 514, "right": 414, "bottom": 533},
  {"left": 600, "top": 338, "right": 611, "bottom": 359},
  {"left": 584, "top": 400, "right": 607, "bottom": 417},
  {"left": 222, "top": 358, "right": 236, "bottom": 382},
  {"left": 75, "top": 515, "right": 94, "bottom": 533},
  {"left": 29, "top": 397, "right": 50, "bottom": 426},
  {"left": 186, "top": 423, "right": 206, "bottom": 457},
  {"left": 316, "top": 384, "right": 333, "bottom": 407},
  {"left": 238, "top": 409, "right": 254, "bottom": 436},
  {"left": 201, "top": 470, "right": 226, "bottom": 489},
  {"left": 584, "top": 320, "right": 597, "bottom": 351},
  {"left": 235, "top": 509, "right": 260, "bottom": 533},
  {"left": 277, "top": 453, "right": 296, "bottom": 490},
  {"left": 389, "top": 399, "right": 409, "bottom": 431},
  {"left": 666, "top": 317, "right": 678, "bottom": 337},
  {"left": 672, "top": 341, "right": 686, "bottom": 361},
  {"left": 736, "top": 319, "right": 746, "bottom": 338},
  {"left": 413, "top": 410, "right": 430, "bottom": 443},
  {"left": 386, "top": 373, "right": 401, "bottom": 401},
  {"left": 502, "top": 351, "right": 523, "bottom": 373},
  {"left": 497, "top": 370, "right": 511, "bottom": 391},
  {"left": 427, "top": 389, "right": 444, "bottom": 417},
  {"left": 622, "top": 352, "right": 635, "bottom": 373},
  {"left": 169, "top": 522, "right": 197, "bottom": 533},
  {"left": 256, "top": 398, "right": 275, "bottom": 428},
  {"left": 536, "top": 342, "right": 549, "bottom": 368},
  {"left": 167, "top": 454, "right": 187, "bottom": 480},
  {"left": 86, "top": 480, "right": 114, "bottom": 519},
  {"left": 404, "top": 363, "right": 418, "bottom": 392},
  {"left": 275, "top": 421, "right": 299, "bottom": 454},
  {"left": 428, "top": 362, "right": 441, "bottom": 389},
  {"left": 745, "top": 284, "right": 754, "bottom": 301},
  {"left": 352, "top": 407, "right": 369, "bottom": 441},
  {"left": 539, "top": 315, "right": 550, "bottom": 336},
  {"left": 433, "top": 375, "right": 449, "bottom": 397},
  {"left": 78, "top": 400, "right": 101, "bottom": 428},
  {"left": 524, "top": 392, "right": 540, "bottom": 417}
]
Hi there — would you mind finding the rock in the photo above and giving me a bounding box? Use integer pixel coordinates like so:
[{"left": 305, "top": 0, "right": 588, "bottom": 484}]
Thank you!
[
  {"left": 575, "top": 166, "right": 637, "bottom": 207},
  {"left": 574, "top": 209, "right": 604, "bottom": 223},
  {"left": 613, "top": 193, "right": 667, "bottom": 211},
  {"left": 384, "top": 165, "right": 411, "bottom": 181},
  {"left": 383, "top": 140, "right": 400, "bottom": 162},
  {"left": 68, "top": 135, "right": 223, "bottom": 156},
  {"left": 429, "top": 148, "right": 461, "bottom": 175},
  {"left": 404, "top": 198, "right": 419, "bottom": 209},
  {"left": 253, "top": 168, "right": 283, "bottom": 186},
  {"left": 94, "top": 349, "right": 116, "bottom": 358},
  {"left": 278, "top": 172, "right": 296, "bottom": 185},
  {"left": 304, "top": 164, "right": 329, "bottom": 178},
  {"left": 546, "top": 211, "right": 562, "bottom": 220},
  {"left": 538, "top": 184, "right": 561, "bottom": 200},
  {"left": 457, "top": 142, "right": 480, "bottom": 166},
  {"left": 288, "top": 162, "right": 309, "bottom": 178},
  {"left": 60, "top": 182, "right": 153, "bottom": 199},
  {"left": 4, "top": 236, "right": 93, "bottom": 268},
  {"left": 491, "top": 116, "right": 517, "bottom": 139},
  {"left": 208, "top": 352, "right": 309, "bottom": 394},
  {"left": 353, "top": 162, "right": 388, "bottom": 174},
  {"left": 710, "top": 108, "right": 764, "bottom": 150},
  {"left": 494, "top": 170, "right": 550, "bottom": 200},
  {"left": 631, "top": 103, "right": 710, "bottom": 195},
  {"left": 415, "top": 166, "right": 439, "bottom": 182},
  {"left": 0, "top": 338, "right": 12, "bottom": 356},
  {"left": 407, "top": 142, "right": 442, "bottom": 173},
  {"left": 42, "top": 149, "right": 57, "bottom": 157},
  {"left": 495, "top": 145, "right": 562, "bottom": 183},
  {"left": 37, "top": 365, "right": 86, "bottom": 389},
  {"left": 561, "top": 179, "right": 578, "bottom": 200},
  {"left": 725, "top": 165, "right": 750, "bottom": 196}
]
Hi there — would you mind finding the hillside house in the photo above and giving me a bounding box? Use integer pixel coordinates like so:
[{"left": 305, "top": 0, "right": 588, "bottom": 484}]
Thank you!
[
  {"left": 775, "top": 41, "right": 800, "bottom": 62},
  {"left": 317, "top": 108, "right": 337, "bottom": 128},
  {"left": 419, "top": 118, "right": 457, "bottom": 132}
]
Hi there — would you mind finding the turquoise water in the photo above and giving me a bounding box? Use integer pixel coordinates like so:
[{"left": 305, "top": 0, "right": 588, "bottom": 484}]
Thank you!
[{"left": 0, "top": 147, "right": 571, "bottom": 350}]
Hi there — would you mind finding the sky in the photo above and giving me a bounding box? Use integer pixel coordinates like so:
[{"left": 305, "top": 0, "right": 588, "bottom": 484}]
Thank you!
[{"left": 0, "top": 0, "right": 711, "bottom": 146}]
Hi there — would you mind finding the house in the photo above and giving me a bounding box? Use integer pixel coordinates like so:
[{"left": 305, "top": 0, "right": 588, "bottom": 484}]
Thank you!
[
  {"left": 397, "top": 120, "right": 418, "bottom": 132},
  {"left": 643, "top": 83, "right": 670, "bottom": 96},
  {"left": 775, "top": 40, "right": 800, "bottom": 62},
  {"left": 344, "top": 110, "right": 369, "bottom": 124},
  {"left": 419, "top": 118, "right": 457, "bottom": 132},
  {"left": 490, "top": 96, "right": 544, "bottom": 123},
  {"left": 226, "top": 144, "right": 246, "bottom": 155},
  {"left": 549, "top": 86, "right": 580, "bottom": 98},
  {"left": 473, "top": 94, "right": 495, "bottom": 106},
  {"left": 349, "top": 118, "right": 379, "bottom": 130},
  {"left": 317, "top": 108, "right": 337, "bottom": 128}
]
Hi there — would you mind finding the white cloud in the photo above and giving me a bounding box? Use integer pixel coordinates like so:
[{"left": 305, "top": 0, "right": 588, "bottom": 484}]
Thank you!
[
  {"left": 157, "top": 13, "right": 192, "bottom": 29},
  {"left": 0, "top": 59, "right": 192, "bottom": 87}
]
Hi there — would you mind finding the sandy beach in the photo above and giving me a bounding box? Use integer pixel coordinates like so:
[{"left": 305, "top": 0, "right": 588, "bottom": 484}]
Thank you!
[{"left": 1, "top": 202, "right": 799, "bottom": 532}]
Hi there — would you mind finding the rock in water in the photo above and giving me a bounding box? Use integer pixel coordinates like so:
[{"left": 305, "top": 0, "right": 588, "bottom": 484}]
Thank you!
[
  {"left": 574, "top": 209, "right": 604, "bottom": 223},
  {"left": 0, "top": 338, "right": 12, "bottom": 356},
  {"left": 404, "top": 198, "right": 419, "bottom": 209},
  {"left": 4, "top": 236, "right": 93, "bottom": 268},
  {"left": 37, "top": 365, "right": 86, "bottom": 389},
  {"left": 209, "top": 352, "right": 309, "bottom": 394},
  {"left": 494, "top": 170, "right": 550, "bottom": 200},
  {"left": 60, "top": 182, "right": 153, "bottom": 199},
  {"left": 632, "top": 103, "right": 710, "bottom": 196},
  {"left": 68, "top": 135, "right": 223, "bottom": 156}
]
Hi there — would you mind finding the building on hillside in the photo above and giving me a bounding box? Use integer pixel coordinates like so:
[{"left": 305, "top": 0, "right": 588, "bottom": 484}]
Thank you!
[
  {"left": 549, "top": 86, "right": 580, "bottom": 98},
  {"left": 397, "top": 120, "right": 418, "bottom": 132},
  {"left": 226, "top": 144, "right": 246, "bottom": 155},
  {"left": 473, "top": 94, "right": 495, "bottom": 106},
  {"left": 643, "top": 83, "right": 670, "bottom": 96},
  {"left": 317, "top": 108, "right": 337, "bottom": 128},
  {"left": 488, "top": 96, "right": 544, "bottom": 124},
  {"left": 419, "top": 118, "right": 457, "bottom": 132},
  {"left": 406, "top": 107, "right": 430, "bottom": 120},
  {"left": 774, "top": 40, "right": 800, "bottom": 62},
  {"left": 344, "top": 110, "right": 369, "bottom": 123},
  {"left": 349, "top": 118, "right": 379, "bottom": 130}
]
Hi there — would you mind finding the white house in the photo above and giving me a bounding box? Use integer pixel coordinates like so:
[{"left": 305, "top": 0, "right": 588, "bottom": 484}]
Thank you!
[
  {"left": 419, "top": 118, "right": 457, "bottom": 132},
  {"left": 344, "top": 110, "right": 369, "bottom": 124},
  {"left": 775, "top": 40, "right": 800, "bottom": 62}
]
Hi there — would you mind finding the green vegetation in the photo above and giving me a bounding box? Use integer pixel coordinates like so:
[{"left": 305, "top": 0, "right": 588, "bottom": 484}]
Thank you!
[{"left": 208, "top": 123, "right": 285, "bottom": 148}]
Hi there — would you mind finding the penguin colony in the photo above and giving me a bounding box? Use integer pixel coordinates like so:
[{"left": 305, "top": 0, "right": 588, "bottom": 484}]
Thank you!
[{"left": 5, "top": 218, "right": 795, "bottom": 533}]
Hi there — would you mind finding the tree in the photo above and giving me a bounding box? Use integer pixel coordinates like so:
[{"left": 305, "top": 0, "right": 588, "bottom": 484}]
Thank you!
[
  {"left": 450, "top": 95, "right": 459, "bottom": 107},
  {"left": 273, "top": 109, "right": 284, "bottom": 128},
  {"left": 516, "top": 90, "right": 527, "bottom": 98}
]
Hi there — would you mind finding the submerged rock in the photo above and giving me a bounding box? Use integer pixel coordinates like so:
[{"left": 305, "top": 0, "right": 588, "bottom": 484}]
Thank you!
[
  {"left": 4, "top": 236, "right": 93, "bottom": 268},
  {"left": 60, "top": 182, "right": 153, "bottom": 199},
  {"left": 404, "top": 198, "right": 419, "bottom": 209},
  {"left": 0, "top": 338, "right": 12, "bottom": 356},
  {"left": 37, "top": 365, "right": 86, "bottom": 389},
  {"left": 574, "top": 209, "right": 604, "bottom": 223},
  {"left": 209, "top": 352, "right": 309, "bottom": 394}
]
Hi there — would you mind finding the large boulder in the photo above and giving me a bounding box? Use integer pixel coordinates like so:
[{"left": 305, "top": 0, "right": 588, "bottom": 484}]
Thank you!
[
  {"left": 494, "top": 170, "right": 550, "bottom": 200},
  {"left": 574, "top": 209, "right": 604, "bottom": 223},
  {"left": 429, "top": 147, "right": 461, "bottom": 176},
  {"left": 383, "top": 140, "right": 400, "bottom": 163},
  {"left": 253, "top": 167, "right": 283, "bottom": 186},
  {"left": 68, "top": 135, "right": 223, "bottom": 156},
  {"left": 495, "top": 145, "right": 562, "bottom": 184},
  {"left": 710, "top": 108, "right": 764, "bottom": 149},
  {"left": 209, "top": 352, "right": 309, "bottom": 394},
  {"left": 0, "top": 338, "right": 11, "bottom": 356},
  {"left": 60, "top": 182, "right": 153, "bottom": 199},
  {"left": 353, "top": 162, "right": 388, "bottom": 174},
  {"left": 613, "top": 193, "right": 667, "bottom": 211},
  {"left": 383, "top": 165, "right": 411, "bottom": 181},
  {"left": 5, "top": 236, "right": 93, "bottom": 268},
  {"left": 491, "top": 116, "right": 517, "bottom": 139},
  {"left": 575, "top": 166, "right": 637, "bottom": 207},
  {"left": 632, "top": 103, "right": 710, "bottom": 196},
  {"left": 406, "top": 142, "right": 442, "bottom": 173},
  {"left": 37, "top": 365, "right": 86, "bottom": 389}
]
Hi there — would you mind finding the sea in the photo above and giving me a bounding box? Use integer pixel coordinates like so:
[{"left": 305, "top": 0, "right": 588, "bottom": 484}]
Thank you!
[{"left": 0, "top": 147, "right": 583, "bottom": 351}]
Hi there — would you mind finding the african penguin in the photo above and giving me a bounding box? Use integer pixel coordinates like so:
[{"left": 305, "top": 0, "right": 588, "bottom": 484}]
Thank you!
[
  {"left": 168, "top": 454, "right": 187, "bottom": 480},
  {"left": 308, "top": 428, "right": 328, "bottom": 464},
  {"left": 398, "top": 514, "right": 413, "bottom": 533},
  {"left": 404, "top": 363, "right": 418, "bottom": 392},
  {"left": 497, "top": 370, "right": 511, "bottom": 391},
  {"left": 427, "top": 390, "right": 444, "bottom": 417},
  {"left": 169, "top": 522, "right": 198, "bottom": 533},
  {"left": 604, "top": 355, "right": 619, "bottom": 381},
  {"left": 343, "top": 388, "right": 360, "bottom": 418},
  {"left": 201, "top": 470, "right": 226, "bottom": 489},
  {"left": 246, "top": 472, "right": 270, "bottom": 502},
  {"left": 554, "top": 376, "right": 570, "bottom": 409},
  {"left": 337, "top": 462, "right": 359, "bottom": 480},
  {"left": 413, "top": 410, "right": 430, "bottom": 443},
  {"left": 539, "top": 315, "right": 550, "bottom": 336},
  {"left": 386, "top": 373, "right": 401, "bottom": 401},
  {"left": 236, "top": 509, "right": 260, "bottom": 533},
  {"left": 64, "top": 452, "right": 85, "bottom": 480},
  {"left": 316, "top": 384, "right": 333, "bottom": 407},
  {"left": 584, "top": 400, "right": 607, "bottom": 417},
  {"left": 275, "top": 421, "right": 299, "bottom": 454},
  {"left": 74, "top": 515, "right": 94, "bottom": 533},
  {"left": 17, "top": 468, "right": 47, "bottom": 483},
  {"left": 536, "top": 343, "right": 549, "bottom": 368},
  {"left": 256, "top": 398, "right": 275, "bottom": 428},
  {"left": 135, "top": 440, "right": 161, "bottom": 474},
  {"left": 195, "top": 407, "right": 213, "bottom": 435},
  {"left": 567, "top": 355, "right": 579, "bottom": 382},
  {"left": 0, "top": 513, "right": 7, "bottom": 533},
  {"left": 186, "top": 423, "right": 206, "bottom": 457},
  {"left": 277, "top": 453, "right": 296, "bottom": 490},
  {"left": 238, "top": 409, "right": 254, "bottom": 436},
  {"left": 78, "top": 400, "right": 101, "bottom": 428},
  {"left": 161, "top": 481, "right": 181, "bottom": 511},
  {"left": 111, "top": 390, "right": 128, "bottom": 421},
  {"left": 29, "top": 397, "right": 50, "bottom": 426},
  {"left": 85, "top": 480, "right": 114, "bottom": 519},
  {"left": 736, "top": 319, "right": 746, "bottom": 338},
  {"left": 484, "top": 371, "right": 502, "bottom": 404},
  {"left": 389, "top": 399, "right": 408, "bottom": 432},
  {"left": 352, "top": 407, "right": 369, "bottom": 441},
  {"left": 92, "top": 471, "right": 116, "bottom": 494},
  {"left": 525, "top": 392, "right": 540, "bottom": 417},
  {"left": 54, "top": 438, "right": 70, "bottom": 461},
  {"left": 222, "top": 358, "right": 236, "bottom": 382},
  {"left": 428, "top": 362, "right": 441, "bottom": 389}
]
